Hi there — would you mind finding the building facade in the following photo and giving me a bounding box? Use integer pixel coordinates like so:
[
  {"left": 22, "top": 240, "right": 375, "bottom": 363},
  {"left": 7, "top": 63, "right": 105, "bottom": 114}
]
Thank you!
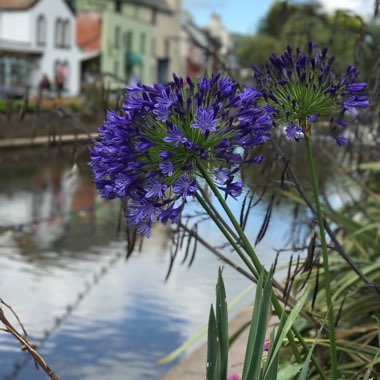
[
  {"left": 0, "top": 0, "right": 80, "bottom": 96},
  {"left": 75, "top": 0, "right": 184, "bottom": 87},
  {"left": 75, "top": 0, "right": 154, "bottom": 88},
  {"left": 205, "top": 13, "right": 236, "bottom": 72},
  {"left": 134, "top": 0, "right": 185, "bottom": 83},
  {"left": 179, "top": 12, "right": 220, "bottom": 78}
]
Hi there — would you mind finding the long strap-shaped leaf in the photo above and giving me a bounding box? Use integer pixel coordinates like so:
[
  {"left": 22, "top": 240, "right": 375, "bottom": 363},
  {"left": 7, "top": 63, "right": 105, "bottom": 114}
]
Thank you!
[
  {"left": 216, "top": 269, "right": 229, "bottom": 379},
  {"left": 263, "top": 290, "right": 309, "bottom": 376},
  {"left": 242, "top": 269, "right": 273, "bottom": 380},
  {"left": 207, "top": 305, "right": 220, "bottom": 380},
  {"left": 297, "top": 325, "right": 323, "bottom": 380}
]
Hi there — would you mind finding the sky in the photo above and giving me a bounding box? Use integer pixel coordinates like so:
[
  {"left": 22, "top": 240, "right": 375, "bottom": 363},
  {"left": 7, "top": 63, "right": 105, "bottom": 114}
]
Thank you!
[{"left": 183, "top": 0, "right": 372, "bottom": 35}]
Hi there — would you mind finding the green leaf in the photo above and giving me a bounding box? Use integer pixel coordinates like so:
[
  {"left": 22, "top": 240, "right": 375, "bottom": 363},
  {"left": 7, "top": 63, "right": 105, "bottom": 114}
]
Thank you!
[
  {"left": 207, "top": 305, "right": 219, "bottom": 380},
  {"left": 243, "top": 270, "right": 274, "bottom": 380},
  {"left": 241, "top": 272, "right": 265, "bottom": 380},
  {"left": 358, "top": 162, "right": 380, "bottom": 171},
  {"left": 297, "top": 326, "right": 323, "bottom": 380},
  {"left": 264, "top": 290, "right": 309, "bottom": 375},
  {"left": 263, "top": 350, "right": 280, "bottom": 380},
  {"left": 362, "top": 349, "right": 380, "bottom": 380},
  {"left": 373, "top": 316, "right": 380, "bottom": 346},
  {"left": 277, "top": 363, "right": 303, "bottom": 380},
  {"left": 216, "top": 268, "right": 229, "bottom": 379}
]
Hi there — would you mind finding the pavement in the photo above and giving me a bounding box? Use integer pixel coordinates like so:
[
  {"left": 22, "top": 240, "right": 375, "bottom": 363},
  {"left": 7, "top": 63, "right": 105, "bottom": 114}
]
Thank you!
[{"left": 160, "top": 308, "right": 277, "bottom": 380}]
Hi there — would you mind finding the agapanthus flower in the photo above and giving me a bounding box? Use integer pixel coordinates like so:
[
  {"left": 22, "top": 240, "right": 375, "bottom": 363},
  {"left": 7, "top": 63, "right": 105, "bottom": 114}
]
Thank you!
[
  {"left": 285, "top": 124, "right": 302, "bottom": 141},
  {"left": 89, "top": 74, "right": 272, "bottom": 236},
  {"left": 252, "top": 42, "right": 369, "bottom": 144}
]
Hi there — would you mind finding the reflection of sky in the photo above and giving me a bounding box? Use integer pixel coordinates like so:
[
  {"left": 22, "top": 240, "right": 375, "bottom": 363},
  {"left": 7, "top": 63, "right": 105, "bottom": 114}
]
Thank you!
[{"left": 0, "top": 156, "right": 303, "bottom": 380}]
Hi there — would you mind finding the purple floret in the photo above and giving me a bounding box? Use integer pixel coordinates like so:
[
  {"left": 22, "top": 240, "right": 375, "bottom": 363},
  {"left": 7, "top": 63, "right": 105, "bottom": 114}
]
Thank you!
[
  {"left": 285, "top": 124, "right": 302, "bottom": 141},
  {"left": 191, "top": 107, "right": 219, "bottom": 134},
  {"left": 252, "top": 41, "right": 369, "bottom": 145},
  {"left": 163, "top": 124, "right": 187, "bottom": 147},
  {"left": 89, "top": 73, "right": 272, "bottom": 236},
  {"left": 173, "top": 175, "right": 197, "bottom": 200}
]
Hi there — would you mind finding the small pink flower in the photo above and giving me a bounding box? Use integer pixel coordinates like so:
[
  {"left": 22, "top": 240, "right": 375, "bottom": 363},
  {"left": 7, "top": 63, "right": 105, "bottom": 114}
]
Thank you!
[
  {"left": 227, "top": 374, "right": 240, "bottom": 380},
  {"left": 263, "top": 339, "right": 270, "bottom": 351}
]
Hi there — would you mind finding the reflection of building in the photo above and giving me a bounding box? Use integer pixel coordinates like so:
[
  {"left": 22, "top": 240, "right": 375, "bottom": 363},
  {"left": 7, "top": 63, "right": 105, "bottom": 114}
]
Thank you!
[{"left": 0, "top": 0, "right": 80, "bottom": 97}]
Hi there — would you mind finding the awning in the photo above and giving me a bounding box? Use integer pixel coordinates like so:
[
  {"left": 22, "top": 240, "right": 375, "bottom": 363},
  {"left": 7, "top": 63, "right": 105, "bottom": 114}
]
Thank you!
[{"left": 125, "top": 52, "right": 143, "bottom": 66}]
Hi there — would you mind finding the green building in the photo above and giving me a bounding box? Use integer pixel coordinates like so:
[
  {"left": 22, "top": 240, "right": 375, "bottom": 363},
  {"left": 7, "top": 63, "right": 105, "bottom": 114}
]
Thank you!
[{"left": 74, "top": 0, "right": 155, "bottom": 88}]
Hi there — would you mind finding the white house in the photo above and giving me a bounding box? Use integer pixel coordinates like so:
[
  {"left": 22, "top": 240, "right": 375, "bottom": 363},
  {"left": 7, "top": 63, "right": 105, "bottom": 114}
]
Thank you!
[{"left": 0, "top": 0, "right": 80, "bottom": 97}]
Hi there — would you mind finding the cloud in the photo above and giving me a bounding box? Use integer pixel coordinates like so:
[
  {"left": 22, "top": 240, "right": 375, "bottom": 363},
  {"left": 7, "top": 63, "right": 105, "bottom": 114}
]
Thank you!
[{"left": 319, "top": 0, "right": 370, "bottom": 17}]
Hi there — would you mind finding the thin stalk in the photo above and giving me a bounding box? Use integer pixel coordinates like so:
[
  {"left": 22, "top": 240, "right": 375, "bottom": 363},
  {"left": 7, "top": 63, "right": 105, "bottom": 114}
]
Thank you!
[
  {"left": 196, "top": 162, "right": 327, "bottom": 379},
  {"left": 304, "top": 136, "right": 338, "bottom": 379},
  {"left": 195, "top": 193, "right": 301, "bottom": 363},
  {"left": 195, "top": 193, "right": 259, "bottom": 279}
]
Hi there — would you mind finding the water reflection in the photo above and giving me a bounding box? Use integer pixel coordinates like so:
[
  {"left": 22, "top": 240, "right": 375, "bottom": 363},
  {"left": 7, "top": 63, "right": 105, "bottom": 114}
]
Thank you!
[{"left": 0, "top": 147, "right": 303, "bottom": 380}]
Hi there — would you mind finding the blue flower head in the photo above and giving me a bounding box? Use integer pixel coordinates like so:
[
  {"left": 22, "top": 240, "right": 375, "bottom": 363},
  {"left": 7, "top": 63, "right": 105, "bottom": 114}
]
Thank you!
[
  {"left": 89, "top": 74, "right": 271, "bottom": 236},
  {"left": 253, "top": 42, "right": 369, "bottom": 144}
]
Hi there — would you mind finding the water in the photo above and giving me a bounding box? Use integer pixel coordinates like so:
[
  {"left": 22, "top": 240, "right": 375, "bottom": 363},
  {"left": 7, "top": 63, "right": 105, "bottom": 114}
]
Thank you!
[{"left": 0, "top": 148, "right": 300, "bottom": 380}]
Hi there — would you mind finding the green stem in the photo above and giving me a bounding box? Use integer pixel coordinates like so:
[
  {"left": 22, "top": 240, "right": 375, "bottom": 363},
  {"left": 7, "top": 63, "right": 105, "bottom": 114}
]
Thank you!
[
  {"left": 196, "top": 162, "right": 327, "bottom": 379},
  {"left": 195, "top": 192, "right": 259, "bottom": 279},
  {"left": 304, "top": 136, "right": 338, "bottom": 379}
]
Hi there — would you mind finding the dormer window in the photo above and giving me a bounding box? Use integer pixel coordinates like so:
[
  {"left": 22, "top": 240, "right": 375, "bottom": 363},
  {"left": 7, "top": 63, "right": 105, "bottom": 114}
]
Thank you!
[{"left": 36, "top": 15, "right": 46, "bottom": 46}]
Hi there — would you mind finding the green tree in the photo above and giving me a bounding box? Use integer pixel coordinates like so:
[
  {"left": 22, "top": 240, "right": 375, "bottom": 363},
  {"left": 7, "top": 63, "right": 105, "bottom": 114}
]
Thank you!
[{"left": 235, "top": 0, "right": 378, "bottom": 83}]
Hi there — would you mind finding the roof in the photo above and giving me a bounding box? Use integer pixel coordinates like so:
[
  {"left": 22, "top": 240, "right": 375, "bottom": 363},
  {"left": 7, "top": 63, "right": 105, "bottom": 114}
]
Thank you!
[
  {"left": 122, "top": 0, "right": 172, "bottom": 14},
  {"left": 0, "top": 0, "right": 39, "bottom": 10},
  {"left": 76, "top": 13, "right": 101, "bottom": 52},
  {"left": 181, "top": 15, "right": 209, "bottom": 48},
  {"left": 0, "top": 38, "right": 43, "bottom": 54}
]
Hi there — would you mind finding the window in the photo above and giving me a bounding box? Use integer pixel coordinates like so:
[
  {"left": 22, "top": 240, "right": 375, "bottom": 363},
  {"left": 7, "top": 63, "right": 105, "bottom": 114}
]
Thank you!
[
  {"left": 114, "top": 60, "right": 119, "bottom": 76},
  {"left": 151, "top": 37, "right": 155, "bottom": 56},
  {"left": 36, "top": 15, "right": 46, "bottom": 46},
  {"left": 0, "top": 58, "right": 5, "bottom": 87},
  {"left": 115, "top": 0, "right": 122, "bottom": 13},
  {"left": 140, "top": 33, "right": 146, "bottom": 54},
  {"left": 63, "top": 20, "right": 71, "bottom": 48},
  {"left": 115, "top": 26, "right": 120, "bottom": 49},
  {"left": 125, "top": 31, "right": 133, "bottom": 51},
  {"left": 165, "top": 39, "right": 170, "bottom": 57},
  {"left": 55, "top": 18, "right": 62, "bottom": 47},
  {"left": 151, "top": 9, "right": 157, "bottom": 25}
]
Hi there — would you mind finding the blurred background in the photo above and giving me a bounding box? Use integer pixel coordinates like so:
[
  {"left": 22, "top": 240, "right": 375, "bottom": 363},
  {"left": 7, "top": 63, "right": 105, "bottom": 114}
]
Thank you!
[{"left": 0, "top": 1, "right": 379, "bottom": 379}]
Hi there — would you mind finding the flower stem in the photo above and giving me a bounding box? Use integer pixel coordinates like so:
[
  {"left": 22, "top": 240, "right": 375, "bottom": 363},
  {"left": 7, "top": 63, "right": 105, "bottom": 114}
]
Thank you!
[
  {"left": 304, "top": 136, "right": 338, "bottom": 379},
  {"left": 195, "top": 192, "right": 259, "bottom": 279},
  {"left": 196, "top": 162, "right": 327, "bottom": 379}
]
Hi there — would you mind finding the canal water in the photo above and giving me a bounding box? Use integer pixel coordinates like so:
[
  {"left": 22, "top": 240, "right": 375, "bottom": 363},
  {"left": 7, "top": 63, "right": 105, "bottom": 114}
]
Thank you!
[{"left": 0, "top": 145, "right": 319, "bottom": 380}]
